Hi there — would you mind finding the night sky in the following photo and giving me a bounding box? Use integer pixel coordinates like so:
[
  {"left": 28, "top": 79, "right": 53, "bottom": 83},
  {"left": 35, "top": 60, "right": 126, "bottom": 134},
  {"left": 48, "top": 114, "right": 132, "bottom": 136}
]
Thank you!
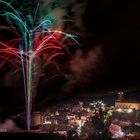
[
  {"left": 85, "top": 0, "right": 140, "bottom": 89},
  {"left": 0, "top": 0, "right": 140, "bottom": 115}
]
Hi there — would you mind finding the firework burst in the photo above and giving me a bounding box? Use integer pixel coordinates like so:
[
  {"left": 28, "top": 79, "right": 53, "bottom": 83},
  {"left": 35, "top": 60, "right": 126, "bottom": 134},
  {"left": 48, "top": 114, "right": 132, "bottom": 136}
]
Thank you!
[{"left": 0, "top": 0, "right": 79, "bottom": 130}]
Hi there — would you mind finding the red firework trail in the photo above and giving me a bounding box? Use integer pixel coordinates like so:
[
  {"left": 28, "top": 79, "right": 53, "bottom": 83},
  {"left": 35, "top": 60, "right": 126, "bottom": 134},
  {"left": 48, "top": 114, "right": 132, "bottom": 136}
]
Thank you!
[{"left": 0, "top": 27, "right": 77, "bottom": 64}]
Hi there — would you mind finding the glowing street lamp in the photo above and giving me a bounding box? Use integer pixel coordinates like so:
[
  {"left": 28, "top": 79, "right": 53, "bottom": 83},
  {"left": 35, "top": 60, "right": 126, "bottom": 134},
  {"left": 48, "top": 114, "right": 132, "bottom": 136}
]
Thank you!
[
  {"left": 117, "top": 108, "right": 122, "bottom": 112},
  {"left": 127, "top": 109, "right": 133, "bottom": 113}
]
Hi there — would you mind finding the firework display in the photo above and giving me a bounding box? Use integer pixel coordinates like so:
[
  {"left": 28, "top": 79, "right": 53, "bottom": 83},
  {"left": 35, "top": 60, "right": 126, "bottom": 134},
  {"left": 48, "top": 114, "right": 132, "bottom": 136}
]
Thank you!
[{"left": 0, "top": 0, "right": 79, "bottom": 130}]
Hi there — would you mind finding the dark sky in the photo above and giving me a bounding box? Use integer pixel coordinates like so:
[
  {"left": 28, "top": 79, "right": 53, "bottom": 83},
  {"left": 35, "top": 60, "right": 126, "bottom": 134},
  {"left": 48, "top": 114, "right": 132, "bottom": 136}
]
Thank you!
[
  {"left": 0, "top": 0, "right": 140, "bottom": 114},
  {"left": 84, "top": 0, "right": 140, "bottom": 89}
]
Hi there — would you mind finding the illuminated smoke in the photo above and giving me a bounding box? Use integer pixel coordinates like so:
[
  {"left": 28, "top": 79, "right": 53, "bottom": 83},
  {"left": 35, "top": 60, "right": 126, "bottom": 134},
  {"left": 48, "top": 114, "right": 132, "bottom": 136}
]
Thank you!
[
  {"left": 64, "top": 0, "right": 87, "bottom": 32},
  {"left": 62, "top": 47, "right": 102, "bottom": 93},
  {"left": 41, "top": 0, "right": 87, "bottom": 31},
  {"left": 0, "top": 119, "right": 20, "bottom": 131},
  {"left": 70, "top": 0, "right": 87, "bottom": 31},
  {"left": 40, "top": 0, "right": 68, "bottom": 27}
]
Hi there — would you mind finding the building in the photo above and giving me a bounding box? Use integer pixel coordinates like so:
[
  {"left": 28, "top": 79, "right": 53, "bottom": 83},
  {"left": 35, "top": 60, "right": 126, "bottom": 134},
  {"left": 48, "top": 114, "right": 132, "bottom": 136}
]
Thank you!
[
  {"left": 32, "top": 112, "right": 42, "bottom": 126},
  {"left": 115, "top": 100, "right": 140, "bottom": 110},
  {"left": 115, "top": 92, "right": 140, "bottom": 110}
]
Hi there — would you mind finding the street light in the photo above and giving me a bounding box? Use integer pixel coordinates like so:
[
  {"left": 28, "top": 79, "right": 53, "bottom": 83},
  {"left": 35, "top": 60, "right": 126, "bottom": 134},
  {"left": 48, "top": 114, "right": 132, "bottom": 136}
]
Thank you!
[
  {"left": 117, "top": 108, "right": 122, "bottom": 112},
  {"left": 127, "top": 109, "right": 133, "bottom": 113}
]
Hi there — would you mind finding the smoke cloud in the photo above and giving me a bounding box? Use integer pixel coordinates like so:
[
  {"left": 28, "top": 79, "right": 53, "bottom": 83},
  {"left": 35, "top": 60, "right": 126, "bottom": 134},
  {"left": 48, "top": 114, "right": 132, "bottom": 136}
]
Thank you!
[
  {"left": 40, "top": 0, "right": 68, "bottom": 27},
  {"left": 0, "top": 119, "right": 20, "bottom": 131},
  {"left": 41, "top": 0, "right": 87, "bottom": 31},
  {"left": 62, "top": 47, "right": 102, "bottom": 93},
  {"left": 68, "top": 0, "right": 87, "bottom": 31}
]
